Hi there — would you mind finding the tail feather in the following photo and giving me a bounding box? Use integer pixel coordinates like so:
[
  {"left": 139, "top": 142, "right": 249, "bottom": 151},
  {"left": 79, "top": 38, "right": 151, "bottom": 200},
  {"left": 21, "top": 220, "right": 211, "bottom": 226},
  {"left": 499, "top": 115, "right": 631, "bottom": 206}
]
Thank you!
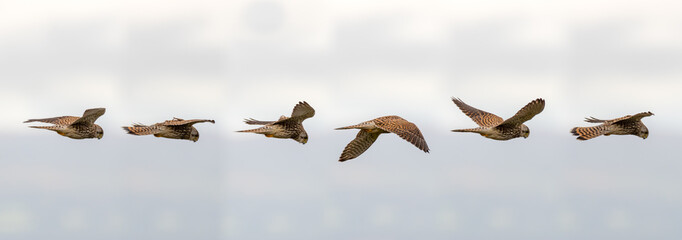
[
  {"left": 123, "top": 125, "right": 160, "bottom": 136},
  {"left": 571, "top": 126, "right": 606, "bottom": 140}
]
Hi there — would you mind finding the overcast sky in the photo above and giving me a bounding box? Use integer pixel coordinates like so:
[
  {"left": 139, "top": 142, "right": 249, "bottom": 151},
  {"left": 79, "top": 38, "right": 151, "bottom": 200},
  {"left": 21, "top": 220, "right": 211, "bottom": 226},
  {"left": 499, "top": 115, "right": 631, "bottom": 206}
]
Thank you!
[{"left": 0, "top": 0, "right": 681, "bottom": 239}]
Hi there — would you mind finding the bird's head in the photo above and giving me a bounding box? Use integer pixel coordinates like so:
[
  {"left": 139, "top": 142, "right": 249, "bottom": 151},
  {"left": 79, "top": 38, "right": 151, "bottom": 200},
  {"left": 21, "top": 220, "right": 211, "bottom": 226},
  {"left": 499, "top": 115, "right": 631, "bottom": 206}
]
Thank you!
[
  {"left": 95, "top": 125, "right": 104, "bottom": 139},
  {"left": 295, "top": 131, "right": 309, "bottom": 144},
  {"left": 190, "top": 128, "right": 200, "bottom": 142},
  {"left": 639, "top": 125, "right": 649, "bottom": 139},
  {"left": 521, "top": 124, "right": 530, "bottom": 138}
]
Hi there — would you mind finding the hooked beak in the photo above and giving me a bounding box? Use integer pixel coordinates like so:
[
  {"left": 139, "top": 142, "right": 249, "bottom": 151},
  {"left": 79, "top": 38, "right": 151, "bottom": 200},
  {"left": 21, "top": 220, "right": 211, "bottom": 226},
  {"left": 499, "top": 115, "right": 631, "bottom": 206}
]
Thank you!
[
  {"left": 642, "top": 133, "right": 649, "bottom": 139},
  {"left": 302, "top": 138, "right": 308, "bottom": 144},
  {"left": 523, "top": 132, "right": 529, "bottom": 138}
]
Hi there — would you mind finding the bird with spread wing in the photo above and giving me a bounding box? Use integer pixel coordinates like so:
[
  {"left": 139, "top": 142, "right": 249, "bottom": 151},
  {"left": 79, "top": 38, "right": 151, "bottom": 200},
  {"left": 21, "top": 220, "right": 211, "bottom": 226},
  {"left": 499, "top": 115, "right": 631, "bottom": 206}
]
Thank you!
[
  {"left": 238, "top": 101, "right": 315, "bottom": 144},
  {"left": 123, "top": 118, "right": 215, "bottom": 142},
  {"left": 335, "top": 115, "right": 429, "bottom": 162},
  {"left": 571, "top": 112, "right": 653, "bottom": 140},
  {"left": 451, "top": 98, "right": 545, "bottom": 140},
  {"left": 25, "top": 108, "right": 106, "bottom": 140}
]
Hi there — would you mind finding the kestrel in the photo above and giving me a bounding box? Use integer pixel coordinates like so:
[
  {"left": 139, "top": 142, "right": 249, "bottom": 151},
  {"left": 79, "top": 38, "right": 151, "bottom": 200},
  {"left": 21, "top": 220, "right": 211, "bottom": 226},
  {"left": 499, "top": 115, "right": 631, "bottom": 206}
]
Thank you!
[
  {"left": 238, "top": 101, "right": 315, "bottom": 144},
  {"left": 24, "top": 108, "right": 106, "bottom": 139},
  {"left": 451, "top": 98, "right": 545, "bottom": 140},
  {"left": 335, "top": 115, "right": 429, "bottom": 162},
  {"left": 122, "top": 118, "right": 215, "bottom": 142},
  {"left": 571, "top": 111, "right": 653, "bottom": 140}
]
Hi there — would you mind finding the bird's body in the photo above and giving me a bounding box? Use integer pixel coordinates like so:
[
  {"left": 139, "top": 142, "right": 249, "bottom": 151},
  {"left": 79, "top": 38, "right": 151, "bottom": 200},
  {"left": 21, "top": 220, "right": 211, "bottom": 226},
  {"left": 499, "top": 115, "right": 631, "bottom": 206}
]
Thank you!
[
  {"left": 451, "top": 126, "right": 524, "bottom": 140},
  {"left": 123, "top": 118, "right": 215, "bottom": 142},
  {"left": 451, "top": 98, "right": 545, "bottom": 140},
  {"left": 24, "top": 108, "right": 106, "bottom": 139},
  {"left": 238, "top": 101, "right": 315, "bottom": 144},
  {"left": 336, "top": 115, "right": 429, "bottom": 162},
  {"left": 571, "top": 112, "right": 653, "bottom": 140}
]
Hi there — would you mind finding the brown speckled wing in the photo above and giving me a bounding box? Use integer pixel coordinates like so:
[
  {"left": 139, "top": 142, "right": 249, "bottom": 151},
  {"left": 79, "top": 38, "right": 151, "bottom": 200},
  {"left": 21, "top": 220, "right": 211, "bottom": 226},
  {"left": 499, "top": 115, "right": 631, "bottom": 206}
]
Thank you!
[
  {"left": 162, "top": 119, "right": 215, "bottom": 126},
  {"left": 497, "top": 98, "right": 545, "bottom": 129},
  {"left": 339, "top": 130, "right": 380, "bottom": 162},
  {"left": 243, "top": 118, "right": 275, "bottom": 125},
  {"left": 373, "top": 116, "right": 430, "bottom": 153},
  {"left": 288, "top": 101, "right": 315, "bottom": 121},
  {"left": 71, "top": 108, "right": 106, "bottom": 126},
  {"left": 571, "top": 125, "right": 607, "bottom": 140},
  {"left": 613, "top": 111, "right": 654, "bottom": 126},
  {"left": 584, "top": 116, "right": 608, "bottom": 123},
  {"left": 452, "top": 98, "right": 504, "bottom": 128}
]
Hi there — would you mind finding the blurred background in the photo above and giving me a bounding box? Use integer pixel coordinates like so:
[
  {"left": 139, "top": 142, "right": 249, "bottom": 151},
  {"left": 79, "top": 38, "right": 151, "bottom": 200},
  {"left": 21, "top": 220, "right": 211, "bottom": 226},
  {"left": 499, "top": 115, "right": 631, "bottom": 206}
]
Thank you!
[{"left": 1, "top": 0, "right": 681, "bottom": 239}]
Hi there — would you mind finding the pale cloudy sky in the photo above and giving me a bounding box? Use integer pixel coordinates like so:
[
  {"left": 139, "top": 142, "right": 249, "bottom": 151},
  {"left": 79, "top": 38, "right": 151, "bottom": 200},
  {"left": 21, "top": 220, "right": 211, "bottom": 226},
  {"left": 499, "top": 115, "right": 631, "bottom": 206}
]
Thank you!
[{"left": 0, "top": 0, "right": 681, "bottom": 239}]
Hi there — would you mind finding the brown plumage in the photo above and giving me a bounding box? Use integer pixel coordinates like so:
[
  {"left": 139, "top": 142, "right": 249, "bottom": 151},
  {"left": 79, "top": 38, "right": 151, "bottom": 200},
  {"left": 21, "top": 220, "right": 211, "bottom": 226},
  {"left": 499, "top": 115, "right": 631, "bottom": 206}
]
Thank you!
[
  {"left": 123, "top": 118, "right": 215, "bottom": 142},
  {"left": 335, "top": 115, "right": 429, "bottom": 162},
  {"left": 571, "top": 112, "right": 653, "bottom": 140},
  {"left": 238, "top": 101, "right": 315, "bottom": 144},
  {"left": 451, "top": 98, "right": 545, "bottom": 140},
  {"left": 24, "top": 108, "right": 106, "bottom": 139}
]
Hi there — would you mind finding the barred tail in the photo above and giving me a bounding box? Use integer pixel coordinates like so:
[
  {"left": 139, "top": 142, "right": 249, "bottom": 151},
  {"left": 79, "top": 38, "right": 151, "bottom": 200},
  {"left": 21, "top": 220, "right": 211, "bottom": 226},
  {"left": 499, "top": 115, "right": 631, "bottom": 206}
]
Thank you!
[
  {"left": 122, "top": 124, "right": 160, "bottom": 136},
  {"left": 571, "top": 125, "right": 606, "bottom": 140}
]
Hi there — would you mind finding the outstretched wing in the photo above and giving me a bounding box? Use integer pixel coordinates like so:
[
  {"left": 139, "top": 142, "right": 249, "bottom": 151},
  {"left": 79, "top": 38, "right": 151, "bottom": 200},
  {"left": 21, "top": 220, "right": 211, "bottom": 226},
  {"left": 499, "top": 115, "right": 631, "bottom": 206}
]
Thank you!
[
  {"left": 243, "top": 118, "right": 275, "bottom": 125},
  {"left": 273, "top": 101, "right": 314, "bottom": 127},
  {"left": 373, "top": 116, "right": 430, "bottom": 153},
  {"left": 451, "top": 97, "right": 503, "bottom": 127},
  {"left": 338, "top": 130, "right": 380, "bottom": 162},
  {"left": 496, "top": 98, "right": 545, "bottom": 129},
  {"left": 584, "top": 117, "right": 607, "bottom": 123},
  {"left": 24, "top": 116, "right": 80, "bottom": 125},
  {"left": 70, "top": 108, "right": 106, "bottom": 126},
  {"left": 288, "top": 101, "right": 315, "bottom": 121},
  {"left": 613, "top": 111, "right": 654, "bottom": 126},
  {"left": 162, "top": 119, "right": 215, "bottom": 126}
]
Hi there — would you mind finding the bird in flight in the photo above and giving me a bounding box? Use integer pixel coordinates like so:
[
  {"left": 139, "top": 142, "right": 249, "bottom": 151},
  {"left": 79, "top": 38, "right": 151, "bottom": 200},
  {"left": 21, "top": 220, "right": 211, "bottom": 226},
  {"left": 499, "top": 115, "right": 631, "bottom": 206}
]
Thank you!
[
  {"left": 571, "top": 112, "right": 653, "bottom": 140},
  {"left": 24, "top": 108, "right": 106, "bottom": 139},
  {"left": 123, "top": 118, "right": 215, "bottom": 142},
  {"left": 335, "top": 115, "right": 429, "bottom": 162},
  {"left": 451, "top": 98, "right": 545, "bottom": 140},
  {"left": 238, "top": 101, "right": 315, "bottom": 144}
]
